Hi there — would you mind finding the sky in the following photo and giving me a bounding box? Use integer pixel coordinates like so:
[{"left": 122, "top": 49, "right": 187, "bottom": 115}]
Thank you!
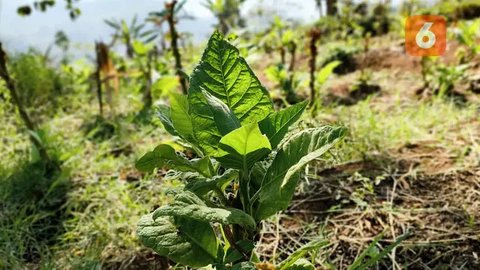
[
  {"left": 0, "top": 0, "right": 323, "bottom": 55},
  {"left": 0, "top": 0, "right": 428, "bottom": 56}
]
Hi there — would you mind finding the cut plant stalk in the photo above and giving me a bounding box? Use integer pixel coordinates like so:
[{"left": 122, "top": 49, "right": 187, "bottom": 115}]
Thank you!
[
  {"left": 308, "top": 28, "right": 321, "bottom": 106},
  {"left": 94, "top": 42, "right": 104, "bottom": 116}
]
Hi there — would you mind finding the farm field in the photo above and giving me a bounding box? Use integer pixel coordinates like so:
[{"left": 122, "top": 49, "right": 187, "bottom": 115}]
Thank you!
[{"left": 1, "top": 0, "right": 480, "bottom": 269}]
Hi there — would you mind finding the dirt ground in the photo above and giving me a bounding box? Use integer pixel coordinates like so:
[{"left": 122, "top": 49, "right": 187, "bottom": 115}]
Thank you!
[
  {"left": 253, "top": 36, "right": 480, "bottom": 269},
  {"left": 257, "top": 148, "right": 480, "bottom": 269}
]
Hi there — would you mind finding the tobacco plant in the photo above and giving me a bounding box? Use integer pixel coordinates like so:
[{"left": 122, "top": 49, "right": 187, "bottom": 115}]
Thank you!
[{"left": 136, "top": 31, "right": 346, "bottom": 269}]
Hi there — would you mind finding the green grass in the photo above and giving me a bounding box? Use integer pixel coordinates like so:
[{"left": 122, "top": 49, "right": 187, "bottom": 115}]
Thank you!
[
  {"left": 315, "top": 78, "right": 479, "bottom": 170},
  {"left": 2, "top": 68, "right": 479, "bottom": 268}
]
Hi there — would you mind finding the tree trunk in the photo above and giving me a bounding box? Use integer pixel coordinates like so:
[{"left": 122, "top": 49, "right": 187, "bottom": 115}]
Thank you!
[
  {"left": 326, "top": 0, "right": 338, "bottom": 16},
  {"left": 166, "top": 0, "right": 188, "bottom": 95}
]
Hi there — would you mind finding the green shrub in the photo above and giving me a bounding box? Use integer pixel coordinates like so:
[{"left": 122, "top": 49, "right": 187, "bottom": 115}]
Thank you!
[{"left": 10, "top": 51, "right": 64, "bottom": 119}]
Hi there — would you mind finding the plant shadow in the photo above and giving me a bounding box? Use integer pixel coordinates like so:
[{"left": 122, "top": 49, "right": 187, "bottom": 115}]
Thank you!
[{"left": 0, "top": 158, "right": 71, "bottom": 266}]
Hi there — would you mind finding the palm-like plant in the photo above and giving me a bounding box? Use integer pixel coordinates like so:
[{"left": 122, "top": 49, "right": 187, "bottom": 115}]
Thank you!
[
  {"left": 104, "top": 16, "right": 158, "bottom": 58},
  {"left": 203, "top": 0, "right": 246, "bottom": 34}
]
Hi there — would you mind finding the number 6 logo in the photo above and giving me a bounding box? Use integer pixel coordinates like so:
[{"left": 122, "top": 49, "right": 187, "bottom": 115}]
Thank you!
[
  {"left": 406, "top": 15, "right": 446, "bottom": 56},
  {"left": 416, "top": 22, "right": 435, "bottom": 49}
]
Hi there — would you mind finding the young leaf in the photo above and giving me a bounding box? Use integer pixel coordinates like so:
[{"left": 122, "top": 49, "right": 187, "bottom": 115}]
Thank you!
[
  {"left": 170, "top": 93, "right": 195, "bottom": 141},
  {"left": 202, "top": 89, "right": 241, "bottom": 136},
  {"left": 136, "top": 144, "right": 212, "bottom": 176},
  {"left": 190, "top": 156, "right": 215, "bottom": 178},
  {"left": 185, "top": 169, "right": 238, "bottom": 196},
  {"left": 188, "top": 31, "right": 273, "bottom": 154},
  {"left": 215, "top": 123, "right": 272, "bottom": 170},
  {"left": 156, "top": 105, "right": 179, "bottom": 136},
  {"left": 259, "top": 101, "right": 308, "bottom": 148},
  {"left": 137, "top": 214, "right": 218, "bottom": 268},
  {"left": 317, "top": 61, "right": 341, "bottom": 86},
  {"left": 153, "top": 191, "right": 256, "bottom": 230},
  {"left": 254, "top": 126, "right": 346, "bottom": 220}
]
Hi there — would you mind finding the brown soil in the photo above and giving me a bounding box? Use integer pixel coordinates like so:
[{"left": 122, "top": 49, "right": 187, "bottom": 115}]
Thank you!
[
  {"left": 325, "top": 82, "right": 381, "bottom": 106},
  {"left": 257, "top": 145, "right": 480, "bottom": 269}
]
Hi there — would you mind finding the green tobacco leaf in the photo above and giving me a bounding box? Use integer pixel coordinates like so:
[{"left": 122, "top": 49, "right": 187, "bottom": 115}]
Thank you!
[
  {"left": 170, "top": 93, "right": 195, "bottom": 141},
  {"left": 185, "top": 169, "right": 238, "bottom": 196},
  {"left": 202, "top": 90, "right": 241, "bottom": 136},
  {"left": 255, "top": 126, "right": 346, "bottom": 220},
  {"left": 259, "top": 101, "right": 308, "bottom": 148},
  {"left": 153, "top": 191, "right": 256, "bottom": 230},
  {"left": 156, "top": 105, "right": 179, "bottom": 136},
  {"left": 215, "top": 123, "right": 271, "bottom": 170},
  {"left": 137, "top": 214, "right": 218, "bottom": 268},
  {"left": 188, "top": 31, "right": 273, "bottom": 154},
  {"left": 136, "top": 144, "right": 211, "bottom": 176},
  {"left": 190, "top": 156, "right": 215, "bottom": 178}
]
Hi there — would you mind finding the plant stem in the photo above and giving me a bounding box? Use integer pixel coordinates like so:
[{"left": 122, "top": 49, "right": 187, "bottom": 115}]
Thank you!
[
  {"left": 213, "top": 187, "right": 227, "bottom": 205},
  {"left": 222, "top": 225, "right": 250, "bottom": 261},
  {"left": 239, "top": 166, "right": 251, "bottom": 214},
  {"left": 166, "top": 0, "right": 188, "bottom": 95},
  {"left": 0, "top": 43, "right": 51, "bottom": 164}
]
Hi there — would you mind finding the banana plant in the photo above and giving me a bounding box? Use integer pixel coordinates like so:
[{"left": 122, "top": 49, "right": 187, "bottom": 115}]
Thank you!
[{"left": 136, "top": 31, "right": 346, "bottom": 269}]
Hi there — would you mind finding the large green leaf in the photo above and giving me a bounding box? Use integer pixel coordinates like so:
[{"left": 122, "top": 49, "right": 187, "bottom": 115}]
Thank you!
[
  {"left": 153, "top": 191, "right": 256, "bottom": 230},
  {"left": 259, "top": 101, "right": 308, "bottom": 148},
  {"left": 254, "top": 126, "right": 346, "bottom": 220},
  {"left": 202, "top": 90, "right": 241, "bottom": 136},
  {"left": 136, "top": 144, "right": 212, "bottom": 177},
  {"left": 215, "top": 123, "right": 271, "bottom": 170},
  {"left": 188, "top": 31, "right": 273, "bottom": 154},
  {"left": 137, "top": 214, "right": 218, "bottom": 267}
]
